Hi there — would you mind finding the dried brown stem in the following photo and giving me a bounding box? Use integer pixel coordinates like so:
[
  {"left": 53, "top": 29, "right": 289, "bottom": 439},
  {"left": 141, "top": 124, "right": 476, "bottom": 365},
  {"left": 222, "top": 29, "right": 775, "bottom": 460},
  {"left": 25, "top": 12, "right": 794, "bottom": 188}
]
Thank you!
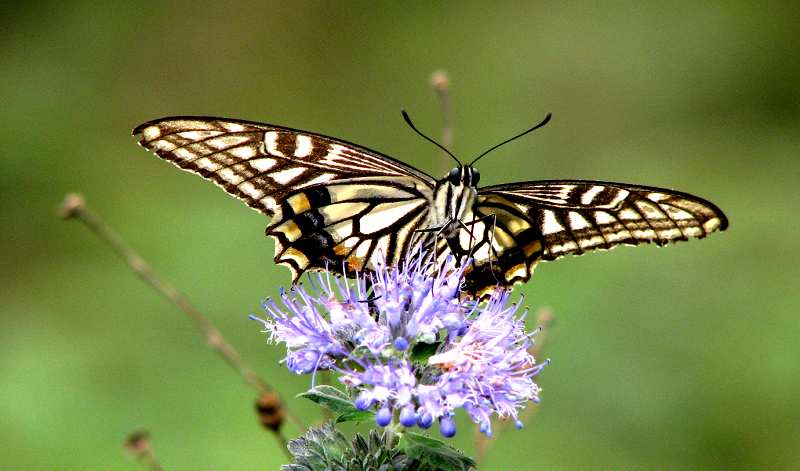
[
  {"left": 59, "top": 193, "right": 302, "bottom": 453},
  {"left": 123, "top": 429, "right": 164, "bottom": 471},
  {"left": 430, "top": 69, "right": 454, "bottom": 172}
]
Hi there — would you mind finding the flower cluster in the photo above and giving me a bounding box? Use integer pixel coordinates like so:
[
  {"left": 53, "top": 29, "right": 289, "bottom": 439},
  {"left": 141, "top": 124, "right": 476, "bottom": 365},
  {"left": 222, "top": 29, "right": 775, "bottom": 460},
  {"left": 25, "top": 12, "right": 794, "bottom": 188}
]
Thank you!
[{"left": 252, "top": 252, "right": 548, "bottom": 438}]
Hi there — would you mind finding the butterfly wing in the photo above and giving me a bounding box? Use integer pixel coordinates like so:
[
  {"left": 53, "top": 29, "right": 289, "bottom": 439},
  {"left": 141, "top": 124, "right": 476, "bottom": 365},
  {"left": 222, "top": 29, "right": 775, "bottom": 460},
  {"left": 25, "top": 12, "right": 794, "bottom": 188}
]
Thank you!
[
  {"left": 462, "top": 180, "right": 728, "bottom": 296},
  {"left": 134, "top": 116, "right": 436, "bottom": 280},
  {"left": 267, "top": 177, "right": 433, "bottom": 280}
]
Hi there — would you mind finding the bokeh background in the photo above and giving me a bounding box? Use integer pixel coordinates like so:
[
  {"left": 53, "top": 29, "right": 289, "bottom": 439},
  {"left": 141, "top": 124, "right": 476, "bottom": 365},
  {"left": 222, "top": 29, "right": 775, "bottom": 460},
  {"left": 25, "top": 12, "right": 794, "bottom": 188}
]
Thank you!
[{"left": 3, "top": 2, "right": 799, "bottom": 469}]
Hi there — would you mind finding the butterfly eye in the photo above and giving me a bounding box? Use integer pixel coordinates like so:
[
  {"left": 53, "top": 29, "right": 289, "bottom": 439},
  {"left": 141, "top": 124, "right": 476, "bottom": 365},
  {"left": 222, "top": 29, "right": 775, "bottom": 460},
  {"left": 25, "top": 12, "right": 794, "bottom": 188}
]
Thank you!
[
  {"left": 472, "top": 169, "right": 480, "bottom": 185},
  {"left": 448, "top": 167, "right": 461, "bottom": 185}
]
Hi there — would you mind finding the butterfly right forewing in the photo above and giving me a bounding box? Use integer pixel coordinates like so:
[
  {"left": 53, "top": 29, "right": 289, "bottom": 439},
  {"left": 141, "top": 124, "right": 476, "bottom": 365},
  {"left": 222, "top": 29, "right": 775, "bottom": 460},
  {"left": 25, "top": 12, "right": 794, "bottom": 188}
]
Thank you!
[{"left": 460, "top": 180, "right": 728, "bottom": 296}]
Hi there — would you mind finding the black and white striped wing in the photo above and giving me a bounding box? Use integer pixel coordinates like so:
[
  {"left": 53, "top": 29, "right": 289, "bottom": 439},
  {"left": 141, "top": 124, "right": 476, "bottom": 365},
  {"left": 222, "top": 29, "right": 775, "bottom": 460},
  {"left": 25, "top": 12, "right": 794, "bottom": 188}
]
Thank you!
[
  {"left": 266, "top": 179, "right": 432, "bottom": 280},
  {"left": 463, "top": 180, "right": 728, "bottom": 295},
  {"left": 133, "top": 116, "right": 436, "bottom": 280}
]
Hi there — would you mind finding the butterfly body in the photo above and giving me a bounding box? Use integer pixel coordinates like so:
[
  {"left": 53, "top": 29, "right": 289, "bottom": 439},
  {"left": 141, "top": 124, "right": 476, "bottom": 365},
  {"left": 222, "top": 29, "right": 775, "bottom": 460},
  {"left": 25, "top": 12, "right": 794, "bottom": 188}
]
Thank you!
[
  {"left": 430, "top": 168, "right": 479, "bottom": 237},
  {"left": 134, "top": 116, "right": 728, "bottom": 297}
]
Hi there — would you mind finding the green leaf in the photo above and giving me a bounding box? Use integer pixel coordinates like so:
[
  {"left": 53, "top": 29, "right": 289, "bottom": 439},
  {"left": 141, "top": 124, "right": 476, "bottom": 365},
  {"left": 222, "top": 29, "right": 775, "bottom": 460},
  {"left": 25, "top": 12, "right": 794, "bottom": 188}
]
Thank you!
[
  {"left": 299, "top": 385, "right": 375, "bottom": 424},
  {"left": 298, "top": 385, "right": 352, "bottom": 413},
  {"left": 335, "top": 409, "right": 375, "bottom": 424},
  {"left": 404, "top": 432, "right": 476, "bottom": 471}
]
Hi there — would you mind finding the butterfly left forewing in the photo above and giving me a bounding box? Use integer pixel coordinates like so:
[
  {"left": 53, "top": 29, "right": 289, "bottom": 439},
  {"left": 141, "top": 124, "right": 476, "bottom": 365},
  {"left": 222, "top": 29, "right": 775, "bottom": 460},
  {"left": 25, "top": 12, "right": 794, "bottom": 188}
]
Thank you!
[
  {"left": 463, "top": 180, "right": 728, "bottom": 296},
  {"left": 133, "top": 116, "right": 435, "bottom": 215},
  {"left": 134, "top": 116, "right": 438, "bottom": 281}
]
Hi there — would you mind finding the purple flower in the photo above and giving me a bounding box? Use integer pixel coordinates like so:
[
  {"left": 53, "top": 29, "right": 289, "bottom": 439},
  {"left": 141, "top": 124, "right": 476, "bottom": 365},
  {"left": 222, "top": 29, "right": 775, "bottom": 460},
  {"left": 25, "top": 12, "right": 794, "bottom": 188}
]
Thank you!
[{"left": 252, "top": 251, "right": 549, "bottom": 438}]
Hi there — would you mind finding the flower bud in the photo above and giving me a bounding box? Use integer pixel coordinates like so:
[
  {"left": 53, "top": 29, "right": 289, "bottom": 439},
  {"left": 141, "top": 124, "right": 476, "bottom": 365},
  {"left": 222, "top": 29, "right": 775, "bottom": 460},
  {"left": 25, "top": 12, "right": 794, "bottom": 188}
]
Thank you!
[
  {"left": 439, "top": 415, "right": 456, "bottom": 438},
  {"left": 399, "top": 405, "right": 417, "bottom": 427},
  {"left": 376, "top": 406, "right": 392, "bottom": 427}
]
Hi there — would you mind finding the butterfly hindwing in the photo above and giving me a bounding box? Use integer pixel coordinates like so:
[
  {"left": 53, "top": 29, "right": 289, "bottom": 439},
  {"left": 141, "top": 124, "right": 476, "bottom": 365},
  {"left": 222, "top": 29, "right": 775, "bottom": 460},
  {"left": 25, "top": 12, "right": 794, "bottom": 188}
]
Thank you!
[{"left": 267, "top": 177, "right": 431, "bottom": 281}]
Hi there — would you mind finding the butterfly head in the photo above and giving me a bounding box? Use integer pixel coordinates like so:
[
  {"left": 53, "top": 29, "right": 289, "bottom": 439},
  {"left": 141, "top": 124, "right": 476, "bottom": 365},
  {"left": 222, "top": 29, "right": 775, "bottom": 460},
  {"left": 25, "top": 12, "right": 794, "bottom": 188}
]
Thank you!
[{"left": 447, "top": 166, "right": 480, "bottom": 187}]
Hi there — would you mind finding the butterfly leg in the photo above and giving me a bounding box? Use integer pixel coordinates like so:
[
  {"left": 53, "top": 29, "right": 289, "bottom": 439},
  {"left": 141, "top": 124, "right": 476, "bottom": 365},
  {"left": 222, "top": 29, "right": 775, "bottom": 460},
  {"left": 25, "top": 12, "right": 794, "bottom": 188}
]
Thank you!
[
  {"left": 460, "top": 213, "right": 493, "bottom": 251},
  {"left": 461, "top": 213, "right": 502, "bottom": 284},
  {"left": 414, "top": 220, "right": 456, "bottom": 275},
  {"left": 359, "top": 272, "right": 382, "bottom": 319}
]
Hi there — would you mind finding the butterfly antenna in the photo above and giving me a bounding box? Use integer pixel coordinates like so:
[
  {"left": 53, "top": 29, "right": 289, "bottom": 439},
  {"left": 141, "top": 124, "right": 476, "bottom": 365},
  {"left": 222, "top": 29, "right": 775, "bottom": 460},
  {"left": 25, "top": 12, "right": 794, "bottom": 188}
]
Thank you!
[
  {"left": 469, "top": 113, "right": 552, "bottom": 166},
  {"left": 401, "top": 109, "right": 462, "bottom": 167}
]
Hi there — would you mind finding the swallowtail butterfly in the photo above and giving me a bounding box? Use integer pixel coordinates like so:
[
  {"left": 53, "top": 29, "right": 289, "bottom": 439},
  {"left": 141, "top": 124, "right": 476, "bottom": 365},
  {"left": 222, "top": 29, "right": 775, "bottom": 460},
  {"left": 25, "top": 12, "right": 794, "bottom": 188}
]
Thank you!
[{"left": 133, "top": 114, "right": 728, "bottom": 297}]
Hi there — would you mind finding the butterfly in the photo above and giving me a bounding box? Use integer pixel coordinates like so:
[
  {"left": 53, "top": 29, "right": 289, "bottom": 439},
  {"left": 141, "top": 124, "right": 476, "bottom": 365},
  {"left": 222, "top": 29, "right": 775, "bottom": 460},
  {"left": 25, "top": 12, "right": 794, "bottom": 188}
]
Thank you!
[{"left": 133, "top": 113, "right": 728, "bottom": 298}]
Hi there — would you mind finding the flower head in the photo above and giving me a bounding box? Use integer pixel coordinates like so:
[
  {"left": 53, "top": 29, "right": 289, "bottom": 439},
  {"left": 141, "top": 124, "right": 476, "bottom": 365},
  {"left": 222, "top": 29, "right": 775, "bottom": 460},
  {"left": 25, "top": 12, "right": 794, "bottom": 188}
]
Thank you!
[{"left": 252, "top": 252, "right": 548, "bottom": 437}]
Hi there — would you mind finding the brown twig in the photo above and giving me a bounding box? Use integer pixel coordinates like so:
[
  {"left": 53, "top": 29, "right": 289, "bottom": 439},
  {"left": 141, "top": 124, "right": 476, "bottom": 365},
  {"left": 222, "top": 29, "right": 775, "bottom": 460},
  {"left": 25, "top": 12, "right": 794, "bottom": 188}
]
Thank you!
[
  {"left": 474, "top": 308, "right": 554, "bottom": 465},
  {"left": 430, "top": 69, "right": 454, "bottom": 173},
  {"left": 123, "top": 429, "right": 164, "bottom": 471},
  {"left": 58, "top": 193, "right": 302, "bottom": 453}
]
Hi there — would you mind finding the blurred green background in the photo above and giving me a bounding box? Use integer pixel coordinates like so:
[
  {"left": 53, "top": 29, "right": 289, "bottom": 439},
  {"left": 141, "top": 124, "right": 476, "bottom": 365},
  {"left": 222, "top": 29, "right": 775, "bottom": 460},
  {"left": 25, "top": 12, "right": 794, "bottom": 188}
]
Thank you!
[{"left": 3, "top": 1, "right": 799, "bottom": 469}]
